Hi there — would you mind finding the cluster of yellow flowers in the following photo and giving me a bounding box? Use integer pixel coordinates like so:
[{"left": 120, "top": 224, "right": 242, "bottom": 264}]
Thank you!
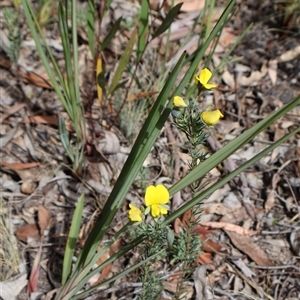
[
  {"left": 128, "top": 184, "right": 170, "bottom": 222},
  {"left": 173, "top": 68, "right": 224, "bottom": 126},
  {"left": 128, "top": 69, "right": 223, "bottom": 222}
]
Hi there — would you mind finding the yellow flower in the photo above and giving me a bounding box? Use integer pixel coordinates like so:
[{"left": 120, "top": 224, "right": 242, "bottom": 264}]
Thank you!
[
  {"left": 194, "top": 68, "right": 217, "bottom": 90},
  {"left": 145, "top": 184, "right": 170, "bottom": 218},
  {"left": 173, "top": 96, "right": 187, "bottom": 108},
  {"left": 128, "top": 204, "right": 143, "bottom": 222},
  {"left": 201, "top": 110, "right": 224, "bottom": 126}
]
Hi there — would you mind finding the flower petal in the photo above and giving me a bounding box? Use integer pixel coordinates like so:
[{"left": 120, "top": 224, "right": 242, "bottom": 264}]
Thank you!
[
  {"left": 151, "top": 204, "right": 160, "bottom": 218},
  {"left": 194, "top": 75, "right": 200, "bottom": 83},
  {"left": 158, "top": 205, "right": 168, "bottom": 215},
  {"left": 155, "top": 184, "right": 170, "bottom": 204},
  {"left": 128, "top": 204, "right": 142, "bottom": 222},
  {"left": 203, "top": 83, "right": 217, "bottom": 90},
  {"left": 173, "top": 96, "right": 187, "bottom": 108},
  {"left": 199, "top": 68, "right": 212, "bottom": 84},
  {"left": 145, "top": 185, "right": 157, "bottom": 206},
  {"left": 145, "top": 184, "right": 169, "bottom": 206},
  {"left": 201, "top": 110, "right": 224, "bottom": 126}
]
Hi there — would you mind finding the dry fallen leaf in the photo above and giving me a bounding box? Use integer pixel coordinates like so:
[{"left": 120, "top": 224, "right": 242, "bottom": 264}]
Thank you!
[
  {"left": 97, "top": 130, "right": 120, "bottom": 154},
  {"left": 21, "top": 180, "right": 37, "bottom": 195},
  {"left": 268, "top": 59, "right": 277, "bottom": 85},
  {"left": 197, "top": 252, "right": 213, "bottom": 265},
  {"left": 38, "top": 205, "right": 51, "bottom": 234},
  {"left": 16, "top": 224, "right": 40, "bottom": 243},
  {"left": 22, "top": 115, "right": 59, "bottom": 126},
  {"left": 222, "top": 70, "right": 235, "bottom": 89},
  {"left": 0, "top": 162, "right": 40, "bottom": 170},
  {"left": 174, "top": 0, "right": 205, "bottom": 12},
  {"left": 265, "top": 189, "right": 275, "bottom": 212},
  {"left": 218, "top": 27, "right": 237, "bottom": 48},
  {"left": 199, "top": 234, "right": 222, "bottom": 253},
  {"left": 91, "top": 239, "right": 121, "bottom": 285},
  {"left": 237, "top": 62, "right": 268, "bottom": 86},
  {"left": 200, "top": 221, "right": 257, "bottom": 236},
  {"left": 0, "top": 273, "right": 28, "bottom": 300},
  {"left": 21, "top": 70, "right": 52, "bottom": 89},
  {"left": 193, "top": 265, "right": 210, "bottom": 300},
  {"left": 182, "top": 209, "right": 195, "bottom": 227},
  {"left": 290, "top": 230, "right": 300, "bottom": 256},
  {"left": 277, "top": 45, "right": 300, "bottom": 62},
  {"left": 0, "top": 103, "right": 26, "bottom": 123},
  {"left": 232, "top": 258, "right": 256, "bottom": 278},
  {"left": 203, "top": 203, "right": 235, "bottom": 215},
  {"left": 127, "top": 91, "right": 158, "bottom": 102},
  {"left": 226, "top": 231, "right": 273, "bottom": 266}
]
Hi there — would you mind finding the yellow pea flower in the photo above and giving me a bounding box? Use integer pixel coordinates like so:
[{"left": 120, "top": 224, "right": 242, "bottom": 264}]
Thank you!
[
  {"left": 194, "top": 68, "right": 217, "bottom": 90},
  {"left": 145, "top": 184, "right": 170, "bottom": 218},
  {"left": 128, "top": 204, "right": 143, "bottom": 222},
  {"left": 173, "top": 96, "right": 187, "bottom": 108},
  {"left": 201, "top": 110, "right": 224, "bottom": 126}
]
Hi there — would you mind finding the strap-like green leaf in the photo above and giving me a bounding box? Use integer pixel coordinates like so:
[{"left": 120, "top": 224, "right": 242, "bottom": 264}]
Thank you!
[
  {"left": 108, "top": 29, "right": 137, "bottom": 94},
  {"left": 152, "top": 3, "right": 183, "bottom": 39},
  {"left": 59, "top": 118, "right": 74, "bottom": 163},
  {"left": 137, "top": 0, "right": 149, "bottom": 61},
  {"left": 101, "top": 17, "right": 122, "bottom": 51},
  {"left": 21, "top": 0, "right": 71, "bottom": 116},
  {"left": 62, "top": 194, "right": 85, "bottom": 285},
  {"left": 87, "top": 0, "right": 95, "bottom": 57}
]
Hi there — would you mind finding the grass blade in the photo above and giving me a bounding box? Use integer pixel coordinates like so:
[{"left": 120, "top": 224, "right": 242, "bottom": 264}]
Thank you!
[
  {"left": 152, "top": 3, "right": 183, "bottom": 39},
  {"left": 58, "top": 2, "right": 75, "bottom": 113},
  {"left": 21, "top": 0, "right": 71, "bottom": 116},
  {"left": 100, "top": 17, "right": 122, "bottom": 51},
  {"left": 62, "top": 194, "right": 85, "bottom": 285},
  {"left": 59, "top": 118, "right": 74, "bottom": 163},
  {"left": 71, "top": 0, "right": 80, "bottom": 109},
  {"left": 108, "top": 29, "right": 137, "bottom": 94},
  {"left": 87, "top": 0, "right": 95, "bottom": 57},
  {"left": 137, "top": 0, "right": 149, "bottom": 61},
  {"left": 103, "top": 0, "right": 114, "bottom": 18}
]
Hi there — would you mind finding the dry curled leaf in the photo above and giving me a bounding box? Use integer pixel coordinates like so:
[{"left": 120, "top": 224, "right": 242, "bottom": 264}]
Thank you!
[
  {"left": 38, "top": 205, "right": 51, "bottom": 234},
  {"left": 277, "top": 45, "right": 300, "bottom": 62},
  {"left": 226, "top": 231, "right": 273, "bottom": 266},
  {"left": 16, "top": 224, "right": 40, "bottom": 243},
  {"left": 21, "top": 70, "right": 52, "bottom": 89},
  {"left": 97, "top": 130, "right": 120, "bottom": 154},
  {"left": 0, "top": 162, "right": 40, "bottom": 169},
  {"left": 200, "top": 221, "right": 258, "bottom": 236},
  {"left": 21, "top": 180, "right": 37, "bottom": 195},
  {"left": 173, "top": 0, "right": 205, "bottom": 12},
  {"left": 237, "top": 62, "right": 268, "bottom": 86}
]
